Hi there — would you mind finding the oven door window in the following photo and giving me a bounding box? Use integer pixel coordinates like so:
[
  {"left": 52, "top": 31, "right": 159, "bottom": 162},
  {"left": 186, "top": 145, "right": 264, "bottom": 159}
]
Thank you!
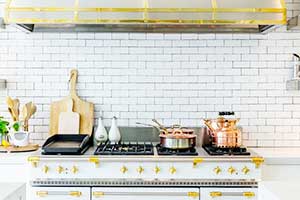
[{"left": 92, "top": 187, "right": 200, "bottom": 200}]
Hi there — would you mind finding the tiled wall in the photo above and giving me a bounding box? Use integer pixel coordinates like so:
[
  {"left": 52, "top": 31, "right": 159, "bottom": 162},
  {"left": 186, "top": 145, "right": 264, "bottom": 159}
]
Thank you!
[{"left": 0, "top": 1, "right": 300, "bottom": 146}]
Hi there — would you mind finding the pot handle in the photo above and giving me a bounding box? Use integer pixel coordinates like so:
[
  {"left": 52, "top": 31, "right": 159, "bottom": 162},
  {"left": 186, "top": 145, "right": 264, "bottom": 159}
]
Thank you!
[
  {"left": 172, "top": 129, "right": 183, "bottom": 135},
  {"left": 161, "top": 129, "right": 168, "bottom": 135}
]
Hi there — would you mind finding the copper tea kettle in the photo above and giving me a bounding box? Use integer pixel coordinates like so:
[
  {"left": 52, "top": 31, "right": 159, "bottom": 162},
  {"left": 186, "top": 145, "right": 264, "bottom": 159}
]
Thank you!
[{"left": 204, "top": 112, "right": 242, "bottom": 148}]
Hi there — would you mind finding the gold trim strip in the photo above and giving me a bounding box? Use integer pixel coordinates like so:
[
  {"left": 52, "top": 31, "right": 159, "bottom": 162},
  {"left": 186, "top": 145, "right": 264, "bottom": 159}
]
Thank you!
[
  {"left": 143, "top": 0, "right": 149, "bottom": 22},
  {"left": 7, "top": 7, "right": 286, "bottom": 13},
  {"left": 280, "top": 0, "right": 287, "bottom": 22},
  {"left": 4, "top": 0, "right": 13, "bottom": 23},
  {"left": 74, "top": 0, "right": 79, "bottom": 21},
  {"left": 211, "top": 0, "right": 217, "bottom": 21},
  {"left": 7, "top": 18, "right": 286, "bottom": 25}
]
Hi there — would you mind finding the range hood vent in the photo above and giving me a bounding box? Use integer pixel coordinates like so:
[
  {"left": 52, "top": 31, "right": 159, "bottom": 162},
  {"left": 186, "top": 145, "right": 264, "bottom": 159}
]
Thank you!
[{"left": 4, "top": 0, "right": 287, "bottom": 33}]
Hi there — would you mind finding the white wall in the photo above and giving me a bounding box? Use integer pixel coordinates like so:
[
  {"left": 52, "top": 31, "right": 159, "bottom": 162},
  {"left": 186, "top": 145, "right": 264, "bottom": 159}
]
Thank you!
[{"left": 0, "top": 1, "right": 300, "bottom": 147}]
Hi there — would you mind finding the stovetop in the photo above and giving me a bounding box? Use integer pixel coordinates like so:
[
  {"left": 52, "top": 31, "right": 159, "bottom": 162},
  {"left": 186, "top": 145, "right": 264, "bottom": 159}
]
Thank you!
[
  {"left": 94, "top": 141, "right": 154, "bottom": 155},
  {"left": 203, "top": 145, "right": 251, "bottom": 156}
]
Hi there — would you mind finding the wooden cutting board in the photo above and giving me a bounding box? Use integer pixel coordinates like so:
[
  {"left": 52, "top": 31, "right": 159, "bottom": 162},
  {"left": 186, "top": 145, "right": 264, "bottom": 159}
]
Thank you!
[
  {"left": 58, "top": 98, "right": 80, "bottom": 134},
  {"left": 49, "top": 69, "right": 94, "bottom": 135},
  {"left": 0, "top": 144, "right": 39, "bottom": 153}
]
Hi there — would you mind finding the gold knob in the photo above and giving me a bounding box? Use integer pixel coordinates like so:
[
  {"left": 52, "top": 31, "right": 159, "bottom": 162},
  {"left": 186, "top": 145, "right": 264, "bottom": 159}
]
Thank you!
[
  {"left": 42, "top": 165, "right": 49, "bottom": 174},
  {"left": 154, "top": 166, "right": 161, "bottom": 174},
  {"left": 120, "top": 166, "right": 128, "bottom": 174},
  {"left": 72, "top": 166, "right": 79, "bottom": 174},
  {"left": 242, "top": 166, "right": 250, "bottom": 175},
  {"left": 137, "top": 166, "right": 144, "bottom": 174},
  {"left": 228, "top": 166, "right": 236, "bottom": 174},
  {"left": 57, "top": 166, "right": 64, "bottom": 174},
  {"left": 214, "top": 166, "right": 222, "bottom": 175},
  {"left": 169, "top": 166, "right": 176, "bottom": 174}
]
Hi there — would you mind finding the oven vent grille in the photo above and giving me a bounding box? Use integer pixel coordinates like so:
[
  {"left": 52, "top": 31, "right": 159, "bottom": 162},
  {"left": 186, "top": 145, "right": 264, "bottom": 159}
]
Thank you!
[{"left": 32, "top": 179, "right": 258, "bottom": 187}]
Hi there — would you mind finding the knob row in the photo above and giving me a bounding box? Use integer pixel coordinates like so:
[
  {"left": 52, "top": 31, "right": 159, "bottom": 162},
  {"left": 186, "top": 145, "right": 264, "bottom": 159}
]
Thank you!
[
  {"left": 120, "top": 166, "right": 175, "bottom": 174},
  {"left": 214, "top": 166, "right": 250, "bottom": 175},
  {"left": 42, "top": 166, "right": 78, "bottom": 174}
]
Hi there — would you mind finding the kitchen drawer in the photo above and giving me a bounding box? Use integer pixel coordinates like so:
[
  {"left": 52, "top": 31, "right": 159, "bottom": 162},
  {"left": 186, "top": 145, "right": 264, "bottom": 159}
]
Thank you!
[
  {"left": 30, "top": 187, "right": 90, "bottom": 200},
  {"left": 200, "top": 188, "right": 258, "bottom": 200},
  {"left": 92, "top": 187, "right": 200, "bottom": 200}
]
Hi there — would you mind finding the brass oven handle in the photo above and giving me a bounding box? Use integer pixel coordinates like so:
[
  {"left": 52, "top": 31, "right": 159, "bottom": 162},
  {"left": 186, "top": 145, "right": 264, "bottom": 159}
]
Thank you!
[
  {"left": 36, "top": 191, "right": 82, "bottom": 197},
  {"left": 93, "top": 191, "right": 199, "bottom": 198},
  {"left": 210, "top": 191, "right": 255, "bottom": 198}
]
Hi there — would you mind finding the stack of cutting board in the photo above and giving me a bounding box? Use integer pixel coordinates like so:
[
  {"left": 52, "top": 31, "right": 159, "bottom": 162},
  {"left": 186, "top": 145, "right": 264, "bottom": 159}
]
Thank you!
[{"left": 49, "top": 69, "right": 94, "bottom": 136}]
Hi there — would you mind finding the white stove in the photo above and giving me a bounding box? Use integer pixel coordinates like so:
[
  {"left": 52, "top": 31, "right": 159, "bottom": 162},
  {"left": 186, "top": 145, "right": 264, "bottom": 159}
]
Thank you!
[{"left": 27, "top": 146, "right": 263, "bottom": 200}]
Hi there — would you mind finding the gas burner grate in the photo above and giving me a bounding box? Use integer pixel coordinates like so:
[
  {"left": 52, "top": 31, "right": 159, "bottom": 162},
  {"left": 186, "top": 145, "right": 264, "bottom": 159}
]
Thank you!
[
  {"left": 94, "top": 141, "right": 154, "bottom": 155},
  {"left": 203, "top": 146, "right": 251, "bottom": 156},
  {"left": 156, "top": 144, "right": 198, "bottom": 156}
]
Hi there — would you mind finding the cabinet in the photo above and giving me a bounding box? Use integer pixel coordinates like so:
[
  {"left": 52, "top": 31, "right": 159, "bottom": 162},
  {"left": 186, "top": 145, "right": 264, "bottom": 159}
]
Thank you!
[
  {"left": 30, "top": 187, "right": 90, "bottom": 200},
  {"left": 92, "top": 187, "right": 200, "bottom": 200}
]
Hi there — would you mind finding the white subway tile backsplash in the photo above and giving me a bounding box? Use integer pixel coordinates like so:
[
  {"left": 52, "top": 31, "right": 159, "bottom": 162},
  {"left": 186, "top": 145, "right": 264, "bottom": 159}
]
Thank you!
[{"left": 0, "top": 2, "right": 300, "bottom": 147}]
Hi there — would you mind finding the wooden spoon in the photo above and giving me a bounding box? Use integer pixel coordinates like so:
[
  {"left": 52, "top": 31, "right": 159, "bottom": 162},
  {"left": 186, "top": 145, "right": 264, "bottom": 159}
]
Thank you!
[
  {"left": 12, "top": 99, "right": 20, "bottom": 121},
  {"left": 22, "top": 102, "right": 33, "bottom": 131},
  {"left": 6, "top": 96, "right": 17, "bottom": 121},
  {"left": 22, "top": 102, "right": 37, "bottom": 131}
]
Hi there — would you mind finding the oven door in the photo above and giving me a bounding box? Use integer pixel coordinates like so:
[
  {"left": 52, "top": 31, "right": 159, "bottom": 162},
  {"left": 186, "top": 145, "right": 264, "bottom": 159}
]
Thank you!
[
  {"left": 30, "top": 187, "right": 90, "bottom": 200},
  {"left": 200, "top": 188, "right": 258, "bottom": 200},
  {"left": 92, "top": 187, "right": 200, "bottom": 200}
]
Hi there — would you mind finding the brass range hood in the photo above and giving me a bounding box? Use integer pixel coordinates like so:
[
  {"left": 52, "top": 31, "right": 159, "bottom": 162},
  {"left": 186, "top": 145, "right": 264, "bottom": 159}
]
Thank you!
[{"left": 4, "top": 0, "right": 287, "bottom": 33}]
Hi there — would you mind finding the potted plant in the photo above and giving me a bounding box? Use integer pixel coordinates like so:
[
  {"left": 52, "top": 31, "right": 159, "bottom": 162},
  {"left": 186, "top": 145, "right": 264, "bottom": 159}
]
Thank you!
[{"left": 0, "top": 117, "right": 9, "bottom": 146}]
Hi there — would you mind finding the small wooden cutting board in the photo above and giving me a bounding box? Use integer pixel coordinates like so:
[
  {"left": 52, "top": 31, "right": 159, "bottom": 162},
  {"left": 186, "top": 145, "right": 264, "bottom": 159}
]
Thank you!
[
  {"left": 49, "top": 69, "right": 94, "bottom": 136},
  {"left": 58, "top": 98, "right": 80, "bottom": 134},
  {"left": 0, "top": 144, "right": 39, "bottom": 153}
]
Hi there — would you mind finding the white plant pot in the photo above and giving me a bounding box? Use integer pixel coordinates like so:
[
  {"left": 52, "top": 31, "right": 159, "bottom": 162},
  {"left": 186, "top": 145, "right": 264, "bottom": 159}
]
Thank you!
[{"left": 9, "top": 131, "right": 29, "bottom": 147}]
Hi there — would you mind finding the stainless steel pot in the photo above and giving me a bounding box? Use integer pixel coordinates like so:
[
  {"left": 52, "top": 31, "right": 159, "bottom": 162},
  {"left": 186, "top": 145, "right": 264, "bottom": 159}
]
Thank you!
[{"left": 160, "top": 134, "right": 196, "bottom": 149}]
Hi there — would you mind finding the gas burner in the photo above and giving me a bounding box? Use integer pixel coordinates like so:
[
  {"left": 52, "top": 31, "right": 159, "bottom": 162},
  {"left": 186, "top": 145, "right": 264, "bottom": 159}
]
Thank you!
[
  {"left": 203, "top": 146, "right": 251, "bottom": 156},
  {"left": 94, "top": 141, "right": 154, "bottom": 155},
  {"left": 156, "top": 144, "right": 198, "bottom": 156}
]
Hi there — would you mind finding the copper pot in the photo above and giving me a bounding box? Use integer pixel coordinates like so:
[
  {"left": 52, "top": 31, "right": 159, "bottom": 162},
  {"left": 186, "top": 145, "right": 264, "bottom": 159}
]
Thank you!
[{"left": 204, "top": 116, "right": 242, "bottom": 148}]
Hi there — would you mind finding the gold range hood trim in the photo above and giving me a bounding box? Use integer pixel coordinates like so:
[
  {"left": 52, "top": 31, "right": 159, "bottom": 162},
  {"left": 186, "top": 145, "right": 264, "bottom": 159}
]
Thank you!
[{"left": 4, "top": 0, "right": 287, "bottom": 33}]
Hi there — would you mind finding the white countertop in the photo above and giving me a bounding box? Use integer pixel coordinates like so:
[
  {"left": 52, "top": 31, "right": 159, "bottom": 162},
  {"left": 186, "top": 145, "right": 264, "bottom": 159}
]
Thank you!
[
  {"left": 0, "top": 182, "right": 25, "bottom": 199},
  {"left": 259, "top": 181, "right": 300, "bottom": 200},
  {"left": 250, "top": 148, "right": 300, "bottom": 165},
  {"left": 0, "top": 151, "right": 32, "bottom": 164}
]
